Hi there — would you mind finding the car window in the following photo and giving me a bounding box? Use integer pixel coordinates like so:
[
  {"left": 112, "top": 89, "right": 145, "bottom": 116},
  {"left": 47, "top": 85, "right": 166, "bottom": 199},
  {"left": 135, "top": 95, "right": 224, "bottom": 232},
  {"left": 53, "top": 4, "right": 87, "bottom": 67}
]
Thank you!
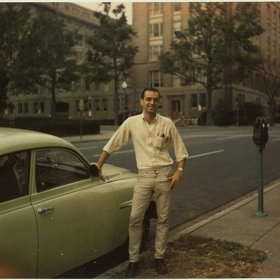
[
  {"left": 35, "top": 148, "right": 90, "bottom": 192},
  {"left": 0, "top": 151, "right": 30, "bottom": 203}
]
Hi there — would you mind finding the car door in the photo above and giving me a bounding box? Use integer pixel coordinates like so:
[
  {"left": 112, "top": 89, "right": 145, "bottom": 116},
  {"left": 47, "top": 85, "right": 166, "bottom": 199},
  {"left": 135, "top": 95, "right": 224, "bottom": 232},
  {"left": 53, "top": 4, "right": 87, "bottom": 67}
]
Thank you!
[
  {"left": 0, "top": 150, "right": 38, "bottom": 278},
  {"left": 30, "top": 148, "right": 118, "bottom": 278}
]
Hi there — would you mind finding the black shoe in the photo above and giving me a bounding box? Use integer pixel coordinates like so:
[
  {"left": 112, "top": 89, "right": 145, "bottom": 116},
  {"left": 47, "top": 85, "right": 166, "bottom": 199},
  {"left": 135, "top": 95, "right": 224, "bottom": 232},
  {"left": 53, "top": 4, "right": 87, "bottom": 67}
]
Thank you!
[
  {"left": 125, "top": 262, "right": 139, "bottom": 278},
  {"left": 155, "top": 259, "right": 168, "bottom": 275}
]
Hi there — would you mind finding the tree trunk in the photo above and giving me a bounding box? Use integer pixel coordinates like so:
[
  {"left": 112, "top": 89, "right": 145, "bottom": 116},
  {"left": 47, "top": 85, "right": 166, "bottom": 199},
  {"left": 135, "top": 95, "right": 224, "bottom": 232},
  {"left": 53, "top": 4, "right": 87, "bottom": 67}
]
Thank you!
[
  {"left": 0, "top": 72, "right": 10, "bottom": 114},
  {"left": 114, "top": 89, "right": 119, "bottom": 126},
  {"left": 50, "top": 74, "right": 57, "bottom": 119},
  {"left": 206, "top": 88, "right": 214, "bottom": 126},
  {"left": 269, "top": 103, "right": 276, "bottom": 126}
]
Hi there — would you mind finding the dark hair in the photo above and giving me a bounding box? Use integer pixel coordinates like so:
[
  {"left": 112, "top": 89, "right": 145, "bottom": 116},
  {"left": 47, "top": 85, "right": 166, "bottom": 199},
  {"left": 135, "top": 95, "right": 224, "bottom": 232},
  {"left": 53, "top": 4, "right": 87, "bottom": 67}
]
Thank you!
[{"left": 141, "top": 87, "right": 160, "bottom": 99}]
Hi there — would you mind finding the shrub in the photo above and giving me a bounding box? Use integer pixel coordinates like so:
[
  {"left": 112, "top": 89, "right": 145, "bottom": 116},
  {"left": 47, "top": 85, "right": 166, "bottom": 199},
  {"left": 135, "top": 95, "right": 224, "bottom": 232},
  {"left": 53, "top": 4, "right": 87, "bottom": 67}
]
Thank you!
[
  {"left": 14, "top": 117, "right": 100, "bottom": 137},
  {"left": 212, "top": 99, "right": 233, "bottom": 126}
]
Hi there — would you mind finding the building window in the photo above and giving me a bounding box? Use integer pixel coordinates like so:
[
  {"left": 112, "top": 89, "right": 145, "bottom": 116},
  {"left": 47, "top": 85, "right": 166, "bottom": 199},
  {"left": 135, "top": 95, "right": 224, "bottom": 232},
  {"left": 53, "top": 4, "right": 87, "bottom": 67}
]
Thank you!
[
  {"left": 103, "top": 83, "right": 110, "bottom": 91},
  {"left": 149, "top": 3, "right": 162, "bottom": 15},
  {"left": 174, "top": 2, "right": 181, "bottom": 12},
  {"left": 149, "top": 23, "right": 163, "bottom": 38},
  {"left": 40, "top": 102, "right": 45, "bottom": 113},
  {"left": 83, "top": 12, "right": 89, "bottom": 18},
  {"left": 191, "top": 94, "right": 198, "bottom": 107},
  {"left": 173, "top": 21, "right": 181, "bottom": 37},
  {"left": 173, "top": 75, "right": 181, "bottom": 87},
  {"left": 76, "top": 99, "right": 89, "bottom": 111},
  {"left": 149, "top": 45, "right": 163, "bottom": 60},
  {"left": 34, "top": 102, "right": 38, "bottom": 114},
  {"left": 102, "top": 98, "right": 108, "bottom": 111},
  {"left": 95, "top": 83, "right": 100, "bottom": 91},
  {"left": 191, "top": 93, "right": 206, "bottom": 108},
  {"left": 75, "top": 100, "right": 79, "bottom": 111},
  {"left": 83, "top": 99, "right": 89, "bottom": 111},
  {"left": 65, "top": 5, "right": 69, "bottom": 11},
  {"left": 95, "top": 99, "right": 100, "bottom": 111},
  {"left": 149, "top": 70, "right": 163, "bottom": 87},
  {"left": 75, "top": 51, "right": 83, "bottom": 61},
  {"left": 199, "top": 93, "right": 206, "bottom": 107},
  {"left": 84, "top": 78, "right": 91, "bottom": 91},
  {"left": 72, "top": 8, "right": 79, "bottom": 15},
  {"left": 195, "top": 69, "right": 207, "bottom": 84},
  {"left": 24, "top": 103, "right": 28, "bottom": 114},
  {"left": 18, "top": 103, "right": 23, "bottom": 114}
]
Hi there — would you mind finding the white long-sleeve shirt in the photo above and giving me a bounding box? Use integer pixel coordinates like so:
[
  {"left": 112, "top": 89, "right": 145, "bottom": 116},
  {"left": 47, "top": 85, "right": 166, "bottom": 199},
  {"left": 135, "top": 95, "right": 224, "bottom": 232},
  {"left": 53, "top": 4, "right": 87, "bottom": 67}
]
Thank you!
[{"left": 103, "top": 113, "right": 188, "bottom": 170}]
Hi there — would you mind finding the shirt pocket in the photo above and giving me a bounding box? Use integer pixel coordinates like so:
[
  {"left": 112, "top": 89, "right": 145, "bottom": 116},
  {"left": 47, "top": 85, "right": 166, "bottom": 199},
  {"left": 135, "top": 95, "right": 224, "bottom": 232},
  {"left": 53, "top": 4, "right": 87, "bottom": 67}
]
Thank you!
[{"left": 154, "top": 135, "right": 169, "bottom": 150}]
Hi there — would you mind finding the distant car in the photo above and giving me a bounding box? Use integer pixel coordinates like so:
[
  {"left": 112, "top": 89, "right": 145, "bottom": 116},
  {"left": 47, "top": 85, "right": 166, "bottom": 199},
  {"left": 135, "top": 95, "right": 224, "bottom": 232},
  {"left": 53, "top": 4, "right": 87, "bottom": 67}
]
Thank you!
[{"left": 0, "top": 128, "right": 156, "bottom": 278}]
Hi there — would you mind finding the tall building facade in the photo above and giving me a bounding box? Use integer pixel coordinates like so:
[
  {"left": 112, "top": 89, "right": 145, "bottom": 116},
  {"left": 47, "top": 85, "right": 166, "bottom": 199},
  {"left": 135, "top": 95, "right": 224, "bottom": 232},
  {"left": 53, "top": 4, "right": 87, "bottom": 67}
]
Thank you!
[{"left": 131, "top": 2, "right": 280, "bottom": 121}]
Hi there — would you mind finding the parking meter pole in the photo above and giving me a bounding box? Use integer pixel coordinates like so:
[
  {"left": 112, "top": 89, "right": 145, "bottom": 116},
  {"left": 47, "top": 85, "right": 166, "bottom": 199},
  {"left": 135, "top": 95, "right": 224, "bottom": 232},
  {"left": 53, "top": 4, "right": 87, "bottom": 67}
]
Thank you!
[{"left": 255, "top": 145, "right": 267, "bottom": 217}]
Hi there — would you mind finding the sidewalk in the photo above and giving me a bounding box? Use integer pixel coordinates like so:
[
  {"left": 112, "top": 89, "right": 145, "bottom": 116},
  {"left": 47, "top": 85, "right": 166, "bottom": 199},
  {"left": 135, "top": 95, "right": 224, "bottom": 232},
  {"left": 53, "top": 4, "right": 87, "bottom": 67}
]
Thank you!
[
  {"left": 168, "top": 179, "right": 280, "bottom": 278},
  {"left": 63, "top": 129, "right": 116, "bottom": 143}
]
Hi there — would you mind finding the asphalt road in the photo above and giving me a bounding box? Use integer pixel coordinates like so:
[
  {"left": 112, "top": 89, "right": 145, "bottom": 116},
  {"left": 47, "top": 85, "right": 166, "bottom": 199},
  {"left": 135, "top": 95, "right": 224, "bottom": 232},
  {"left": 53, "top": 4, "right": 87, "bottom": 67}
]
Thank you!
[
  {"left": 75, "top": 125, "right": 280, "bottom": 230},
  {"left": 65, "top": 124, "right": 280, "bottom": 278}
]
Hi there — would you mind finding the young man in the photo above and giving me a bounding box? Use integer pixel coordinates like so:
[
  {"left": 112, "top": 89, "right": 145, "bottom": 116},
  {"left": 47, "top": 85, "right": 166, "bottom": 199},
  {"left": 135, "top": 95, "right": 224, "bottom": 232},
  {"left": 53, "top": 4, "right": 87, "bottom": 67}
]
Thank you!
[{"left": 96, "top": 87, "right": 188, "bottom": 277}]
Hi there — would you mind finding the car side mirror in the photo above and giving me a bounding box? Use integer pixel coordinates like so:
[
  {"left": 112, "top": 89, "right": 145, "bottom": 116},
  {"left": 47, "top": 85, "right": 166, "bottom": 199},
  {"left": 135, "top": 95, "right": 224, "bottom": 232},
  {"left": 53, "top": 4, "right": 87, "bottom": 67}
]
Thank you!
[{"left": 89, "top": 164, "right": 99, "bottom": 177}]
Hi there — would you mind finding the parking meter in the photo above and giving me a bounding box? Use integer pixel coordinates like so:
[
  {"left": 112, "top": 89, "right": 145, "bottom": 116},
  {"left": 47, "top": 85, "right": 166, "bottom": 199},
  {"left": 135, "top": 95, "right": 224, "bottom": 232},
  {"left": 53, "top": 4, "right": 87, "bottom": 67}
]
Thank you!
[
  {"left": 253, "top": 117, "right": 268, "bottom": 217},
  {"left": 253, "top": 117, "right": 269, "bottom": 148}
]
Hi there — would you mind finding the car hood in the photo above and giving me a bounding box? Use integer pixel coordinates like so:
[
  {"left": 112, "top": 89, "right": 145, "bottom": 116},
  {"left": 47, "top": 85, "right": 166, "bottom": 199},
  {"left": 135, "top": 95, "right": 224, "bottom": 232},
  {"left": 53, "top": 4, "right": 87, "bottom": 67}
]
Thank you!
[{"left": 101, "top": 164, "right": 137, "bottom": 182}]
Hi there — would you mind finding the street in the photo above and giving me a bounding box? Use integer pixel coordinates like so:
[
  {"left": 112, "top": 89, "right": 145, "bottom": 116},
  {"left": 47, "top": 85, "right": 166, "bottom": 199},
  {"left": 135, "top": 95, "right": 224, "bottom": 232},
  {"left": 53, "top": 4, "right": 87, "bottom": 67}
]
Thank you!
[
  {"left": 66, "top": 124, "right": 280, "bottom": 278},
  {"left": 75, "top": 125, "right": 280, "bottom": 230}
]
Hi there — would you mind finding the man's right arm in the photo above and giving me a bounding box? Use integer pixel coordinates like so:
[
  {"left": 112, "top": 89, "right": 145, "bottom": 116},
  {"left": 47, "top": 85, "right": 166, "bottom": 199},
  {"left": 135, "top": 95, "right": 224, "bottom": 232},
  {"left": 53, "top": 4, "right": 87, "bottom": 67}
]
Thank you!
[{"left": 96, "top": 151, "right": 110, "bottom": 174}]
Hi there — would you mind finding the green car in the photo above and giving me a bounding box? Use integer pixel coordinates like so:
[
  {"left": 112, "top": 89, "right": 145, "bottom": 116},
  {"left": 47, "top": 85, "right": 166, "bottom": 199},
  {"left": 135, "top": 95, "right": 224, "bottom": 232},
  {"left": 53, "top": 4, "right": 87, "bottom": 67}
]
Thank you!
[{"left": 0, "top": 128, "right": 156, "bottom": 278}]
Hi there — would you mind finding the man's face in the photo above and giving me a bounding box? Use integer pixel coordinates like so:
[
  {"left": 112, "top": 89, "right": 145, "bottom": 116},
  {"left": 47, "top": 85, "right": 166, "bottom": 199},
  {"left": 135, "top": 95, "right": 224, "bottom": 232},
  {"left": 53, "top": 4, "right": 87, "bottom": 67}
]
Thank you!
[{"left": 140, "top": 90, "right": 159, "bottom": 114}]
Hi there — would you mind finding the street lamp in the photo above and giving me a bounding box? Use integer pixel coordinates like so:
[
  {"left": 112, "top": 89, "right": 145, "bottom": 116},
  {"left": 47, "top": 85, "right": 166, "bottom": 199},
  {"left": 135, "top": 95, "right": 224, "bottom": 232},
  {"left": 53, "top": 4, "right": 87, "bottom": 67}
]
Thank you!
[{"left": 122, "top": 81, "right": 128, "bottom": 123}]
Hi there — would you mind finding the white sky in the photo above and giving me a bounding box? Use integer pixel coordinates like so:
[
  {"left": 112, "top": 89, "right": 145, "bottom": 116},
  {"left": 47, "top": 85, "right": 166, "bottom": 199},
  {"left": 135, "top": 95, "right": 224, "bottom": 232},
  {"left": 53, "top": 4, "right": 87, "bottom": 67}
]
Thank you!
[{"left": 76, "top": 2, "right": 133, "bottom": 24}]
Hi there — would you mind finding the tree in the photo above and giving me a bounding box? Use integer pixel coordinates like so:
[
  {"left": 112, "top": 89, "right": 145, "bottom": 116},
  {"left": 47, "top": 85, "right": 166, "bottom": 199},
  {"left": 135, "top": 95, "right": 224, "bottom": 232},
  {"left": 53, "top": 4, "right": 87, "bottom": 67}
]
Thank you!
[
  {"left": 158, "top": 2, "right": 263, "bottom": 126},
  {"left": 0, "top": 3, "right": 30, "bottom": 116},
  {"left": 84, "top": 3, "right": 138, "bottom": 125},
  {"left": 256, "top": 54, "right": 280, "bottom": 126},
  {"left": 9, "top": 11, "right": 80, "bottom": 118}
]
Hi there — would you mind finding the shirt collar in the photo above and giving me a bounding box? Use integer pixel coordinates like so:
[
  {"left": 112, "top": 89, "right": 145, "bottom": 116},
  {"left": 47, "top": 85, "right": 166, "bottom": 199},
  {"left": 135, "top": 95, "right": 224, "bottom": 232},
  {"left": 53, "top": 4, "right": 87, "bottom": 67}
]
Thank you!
[{"left": 141, "top": 113, "right": 158, "bottom": 123}]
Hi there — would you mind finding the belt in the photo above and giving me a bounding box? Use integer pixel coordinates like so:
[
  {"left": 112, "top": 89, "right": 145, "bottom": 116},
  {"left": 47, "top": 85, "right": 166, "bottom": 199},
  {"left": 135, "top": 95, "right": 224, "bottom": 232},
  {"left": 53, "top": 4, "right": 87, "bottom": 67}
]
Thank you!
[{"left": 138, "top": 165, "right": 172, "bottom": 175}]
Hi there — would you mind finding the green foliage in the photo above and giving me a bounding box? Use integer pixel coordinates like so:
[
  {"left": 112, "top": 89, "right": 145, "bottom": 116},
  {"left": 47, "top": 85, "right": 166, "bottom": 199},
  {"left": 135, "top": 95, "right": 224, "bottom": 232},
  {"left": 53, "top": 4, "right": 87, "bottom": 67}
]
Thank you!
[
  {"left": 14, "top": 117, "right": 100, "bottom": 137},
  {"left": 84, "top": 4, "right": 138, "bottom": 125},
  {"left": 238, "top": 102, "right": 263, "bottom": 125},
  {"left": 85, "top": 5, "right": 138, "bottom": 83},
  {"left": 0, "top": 3, "right": 31, "bottom": 113},
  {"left": 0, "top": 117, "right": 12, "bottom": 127},
  {"left": 9, "top": 11, "right": 81, "bottom": 117},
  {"left": 158, "top": 2, "right": 264, "bottom": 125}
]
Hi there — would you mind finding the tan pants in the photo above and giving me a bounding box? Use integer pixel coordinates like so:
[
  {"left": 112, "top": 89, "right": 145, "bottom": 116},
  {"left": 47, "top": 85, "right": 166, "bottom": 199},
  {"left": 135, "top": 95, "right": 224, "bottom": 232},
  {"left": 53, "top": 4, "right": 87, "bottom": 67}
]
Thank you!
[{"left": 128, "top": 166, "right": 173, "bottom": 262}]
